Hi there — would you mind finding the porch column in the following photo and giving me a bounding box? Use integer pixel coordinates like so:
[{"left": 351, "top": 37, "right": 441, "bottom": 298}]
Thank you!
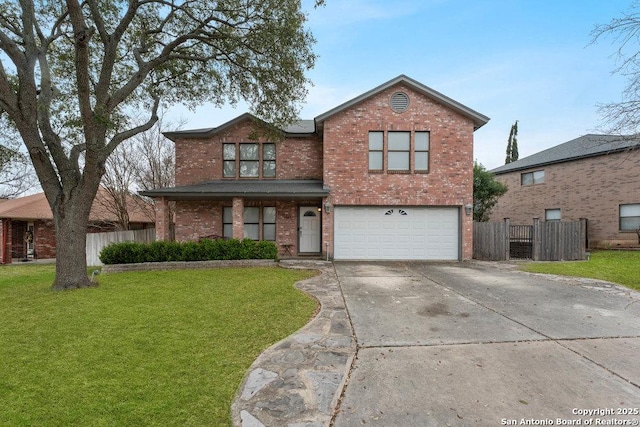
[
  {"left": 155, "top": 197, "right": 171, "bottom": 241},
  {"left": 232, "top": 197, "right": 244, "bottom": 240},
  {"left": 1, "top": 219, "right": 9, "bottom": 264}
]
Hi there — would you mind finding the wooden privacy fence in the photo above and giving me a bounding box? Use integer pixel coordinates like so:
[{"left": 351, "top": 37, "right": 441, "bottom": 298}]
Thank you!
[
  {"left": 86, "top": 228, "right": 156, "bottom": 266},
  {"left": 473, "top": 218, "right": 587, "bottom": 261}
]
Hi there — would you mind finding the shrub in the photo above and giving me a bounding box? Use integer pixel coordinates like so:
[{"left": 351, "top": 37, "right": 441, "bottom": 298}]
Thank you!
[{"left": 99, "top": 238, "right": 279, "bottom": 265}]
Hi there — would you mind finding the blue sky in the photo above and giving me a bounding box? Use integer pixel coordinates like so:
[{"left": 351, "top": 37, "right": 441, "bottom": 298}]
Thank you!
[{"left": 169, "top": 0, "right": 633, "bottom": 170}]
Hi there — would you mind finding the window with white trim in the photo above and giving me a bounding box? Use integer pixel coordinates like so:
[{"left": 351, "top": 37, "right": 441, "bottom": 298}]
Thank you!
[{"left": 620, "top": 203, "right": 640, "bottom": 231}]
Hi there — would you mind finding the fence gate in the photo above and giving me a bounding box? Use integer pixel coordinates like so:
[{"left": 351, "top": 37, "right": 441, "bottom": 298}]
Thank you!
[{"left": 509, "top": 225, "right": 533, "bottom": 259}]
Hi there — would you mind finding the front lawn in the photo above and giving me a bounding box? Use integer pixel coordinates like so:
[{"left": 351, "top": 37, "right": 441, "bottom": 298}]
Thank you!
[
  {"left": 0, "top": 264, "right": 317, "bottom": 426},
  {"left": 522, "top": 250, "right": 640, "bottom": 291}
]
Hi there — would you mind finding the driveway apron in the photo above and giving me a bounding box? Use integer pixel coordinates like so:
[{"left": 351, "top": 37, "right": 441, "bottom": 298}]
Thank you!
[{"left": 333, "top": 261, "right": 640, "bottom": 426}]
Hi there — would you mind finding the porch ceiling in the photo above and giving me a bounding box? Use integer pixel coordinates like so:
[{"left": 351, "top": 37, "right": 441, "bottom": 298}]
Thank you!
[{"left": 139, "top": 180, "right": 330, "bottom": 201}]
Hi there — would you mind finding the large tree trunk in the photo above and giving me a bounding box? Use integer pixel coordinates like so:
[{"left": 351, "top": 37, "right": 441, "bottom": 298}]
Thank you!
[{"left": 51, "top": 192, "right": 94, "bottom": 290}]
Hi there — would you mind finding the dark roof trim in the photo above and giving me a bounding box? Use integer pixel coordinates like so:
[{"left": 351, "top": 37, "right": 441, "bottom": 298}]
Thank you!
[
  {"left": 314, "top": 74, "right": 490, "bottom": 131},
  {"left": 163, "top": 113, "right": 316, "bottom": 141},
  {"left": 491, "top": 134, "right": 640, "bottom": 175},
  {"left": 140, "top": 180, "right": 330, "bottom": 201}
]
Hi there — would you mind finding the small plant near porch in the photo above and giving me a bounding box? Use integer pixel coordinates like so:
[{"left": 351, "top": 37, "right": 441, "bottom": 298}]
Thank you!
[{"left": 99, "top": 238, "right": 278, "bottom": 264}]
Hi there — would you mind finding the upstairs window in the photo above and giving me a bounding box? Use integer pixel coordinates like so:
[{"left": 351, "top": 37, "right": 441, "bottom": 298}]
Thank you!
[
  {"left": 240, "top": 144, "right": 259, "bottom": 177},
  {"left": 620, "top": 203, "right": 640, "bottom": 231},
  {"left": 388, "top": 132, "right": 410, "bottom": 171},
  {"left": 223, "top": 143, "right": 275, "bottom": 178},
  {"left": 521, "top": 170, "right": 545, "bottom": 185},
  {"left": 415, "top": 132, "right": 429, "bottom": 171},
  {"left": 368, "top": 131, "right": 430, "bottom": 173},
  {"left": 368, "top": 132, "right": 383, "bottom": 171}
]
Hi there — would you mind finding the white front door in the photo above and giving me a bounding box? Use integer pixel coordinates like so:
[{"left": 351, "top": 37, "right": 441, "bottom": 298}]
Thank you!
[{"left": 299, "top": 206, "right": 321, "bottom": 253}]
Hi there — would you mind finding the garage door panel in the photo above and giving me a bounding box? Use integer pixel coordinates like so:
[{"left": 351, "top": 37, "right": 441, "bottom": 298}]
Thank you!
[{"left": 334, "top": 207, "right": 459, "bottom": 260}]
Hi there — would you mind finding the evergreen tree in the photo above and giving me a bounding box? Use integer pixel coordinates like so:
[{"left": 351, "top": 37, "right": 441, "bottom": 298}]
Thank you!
[{"left": 505, "top": 120, "right": 519, "bottom": 164}]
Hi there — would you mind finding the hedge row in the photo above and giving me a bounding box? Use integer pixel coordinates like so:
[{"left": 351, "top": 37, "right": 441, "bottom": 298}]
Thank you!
[{"left": 99, "top": 238, "right": 279, "bottom": 265}]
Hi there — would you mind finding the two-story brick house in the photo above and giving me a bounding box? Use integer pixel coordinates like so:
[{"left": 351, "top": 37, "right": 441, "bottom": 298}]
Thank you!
[
  {"left": 489, "top": 134, "right": 640, "bottom": 248},
  {"left": 142, "top": 75, "right": 489, "bottom": 260}
]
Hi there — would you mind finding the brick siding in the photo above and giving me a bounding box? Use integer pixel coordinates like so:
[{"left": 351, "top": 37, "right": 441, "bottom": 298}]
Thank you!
[
  {"left": 168, "top": 83, "right": 478, "bottom": 260},
  {"left": 490, "top": 149, "right": 640, "bottom": 248},
  {"left": 322, "top": 84, "right": 476, "bottom": 259}
]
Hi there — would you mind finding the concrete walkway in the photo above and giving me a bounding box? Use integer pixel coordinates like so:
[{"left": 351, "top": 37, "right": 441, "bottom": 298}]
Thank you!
[
  {"left": 333, "top": 261, "right": 640, "bottom": 426},
  {"left": 231, "top": 260, "right": 356, "bottom": 427}
]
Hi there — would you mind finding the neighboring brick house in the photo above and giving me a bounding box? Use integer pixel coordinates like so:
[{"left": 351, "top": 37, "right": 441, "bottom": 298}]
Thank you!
[
  {"left": 0, "top": 189, "right": 154, "bottom": 263},
  {"left": 489, "top": 134, "right": 640, "bottom": 248},
  {"left": 142, "top": 75, "right": 489, "bottom": 260}
]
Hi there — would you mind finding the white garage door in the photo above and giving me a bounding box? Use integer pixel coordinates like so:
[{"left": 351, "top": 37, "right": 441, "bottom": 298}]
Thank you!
[{"left": 334, "top": 206, "right": 460, "bottom": 260}]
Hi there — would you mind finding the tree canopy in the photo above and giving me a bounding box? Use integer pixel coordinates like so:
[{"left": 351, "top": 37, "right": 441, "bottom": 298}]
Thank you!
[
  {"left": 0, "top": 0, "right": 322, "bottom": 289},
  {"left": 591, "top": 3, "right": 640, "bottom": 134}
]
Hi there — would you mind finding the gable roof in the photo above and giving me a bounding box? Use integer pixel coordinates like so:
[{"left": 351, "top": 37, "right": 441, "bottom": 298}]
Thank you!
[
  {"left": 314, "top": 74, "right": 490, "bottom": 131},
  {"left": 163, "top": 75, "right": 489, "bottom": 141},
  {"left": 163, "top": 113, "right": 316, "bottom": 141},
  {"left": 491, "top": 134, "right": 640, "bottom": 175},
  {"left": 0, "top": 189, "right": 154, "bottom": 223}
]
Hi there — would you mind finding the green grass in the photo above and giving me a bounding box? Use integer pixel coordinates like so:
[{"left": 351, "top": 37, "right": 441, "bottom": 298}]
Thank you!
[
  {"left": 522, "top": 250, "right": 640, "bottom": 291},
  {"left": 0, "top": 264, "right": 317, "bottom": 426}
]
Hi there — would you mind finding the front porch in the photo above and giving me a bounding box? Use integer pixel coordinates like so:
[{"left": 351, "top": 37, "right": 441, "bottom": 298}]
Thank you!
[{"left": 143, "top": 180, "right": 331, "bottom": 258}]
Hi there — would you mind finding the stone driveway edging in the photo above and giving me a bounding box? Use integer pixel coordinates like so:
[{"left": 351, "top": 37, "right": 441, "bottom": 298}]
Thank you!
[{"left": 231, "top": 260, "right": 356, "bottom": 427}]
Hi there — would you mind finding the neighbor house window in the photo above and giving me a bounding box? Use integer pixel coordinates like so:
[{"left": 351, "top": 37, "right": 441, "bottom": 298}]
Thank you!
[
  {"left": 368, "top": 130, "right": 430, "bottom": 173},
  {"left": 223, "top": 143, "right": 275, "bottom": 178},
  {"left": 224, "top": 206, "right": 276, "bottom": 240},
  {"left": 620, "top": 203, "right": 640, "bottom": 231},
  {"left": 545, "top": 208, "right": 561, "bottom": 221},
  {"left": 521, "top": 170, "right": 545, "bottom": 185}
]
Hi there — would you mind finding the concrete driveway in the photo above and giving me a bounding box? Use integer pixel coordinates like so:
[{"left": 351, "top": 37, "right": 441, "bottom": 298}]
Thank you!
[{"left": 333, "top": 262, "right": 640, "bottom": 426}]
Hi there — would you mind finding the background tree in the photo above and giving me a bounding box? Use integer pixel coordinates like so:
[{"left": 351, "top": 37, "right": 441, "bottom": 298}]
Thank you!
[
  {"left": 97, "top": 141, "right": 148, "bottom": 231},
  {"left": 0, "top": 0, "right": 320, "bottom": 289},
  {"left": 0, "top": 118, "right": 37, "bottom": 198},
  {"left": 98, "top": 111, "right": 179, "bottom": 230},
  {"left": 133, "top": 112, "right": 181, "bottom": 236},
  {"left": 592, "top": 3, "right": 640, "bottom": 135},
  {"left": 505, "top": 120, "right": 519, "bottom": 164},
  {"left": 473, "top": 162, "right": 508, "bottom": 222}
]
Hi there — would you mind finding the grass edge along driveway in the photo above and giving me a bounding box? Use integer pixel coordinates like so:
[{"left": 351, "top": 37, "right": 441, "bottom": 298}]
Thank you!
[
  {"left": 521, "top": 250, "right": 640, "bottom": 292},
  {"left": 0, "top": 265, "right": 317, "bottom": 427}
]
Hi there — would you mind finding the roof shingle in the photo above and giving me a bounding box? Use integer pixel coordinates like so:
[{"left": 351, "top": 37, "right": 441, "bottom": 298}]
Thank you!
[{"left": 491, "top": 134, "right": 640, "bottom": 174}]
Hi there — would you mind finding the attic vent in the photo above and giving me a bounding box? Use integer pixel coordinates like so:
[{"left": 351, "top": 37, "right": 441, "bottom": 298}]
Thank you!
[{"left": 390, "top": 91, "right": 410, "bottom": 112}]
